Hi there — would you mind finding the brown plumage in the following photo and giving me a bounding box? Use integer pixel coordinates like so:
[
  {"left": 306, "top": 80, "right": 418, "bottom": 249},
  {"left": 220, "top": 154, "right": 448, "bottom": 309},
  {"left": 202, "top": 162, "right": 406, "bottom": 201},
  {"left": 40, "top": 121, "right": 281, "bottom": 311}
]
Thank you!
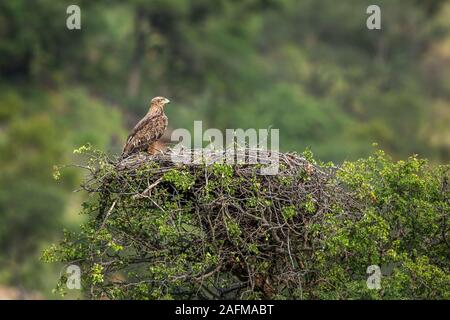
[{"left": 122, "top": 96, "right": 170, "bottom": 157}]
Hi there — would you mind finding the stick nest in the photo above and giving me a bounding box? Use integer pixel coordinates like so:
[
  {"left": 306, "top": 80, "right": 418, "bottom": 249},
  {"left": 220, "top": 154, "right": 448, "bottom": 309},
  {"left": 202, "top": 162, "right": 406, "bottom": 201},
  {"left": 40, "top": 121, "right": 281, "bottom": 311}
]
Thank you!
[{"left": 80, "top": 149, "right": 361, "bottom": 299}]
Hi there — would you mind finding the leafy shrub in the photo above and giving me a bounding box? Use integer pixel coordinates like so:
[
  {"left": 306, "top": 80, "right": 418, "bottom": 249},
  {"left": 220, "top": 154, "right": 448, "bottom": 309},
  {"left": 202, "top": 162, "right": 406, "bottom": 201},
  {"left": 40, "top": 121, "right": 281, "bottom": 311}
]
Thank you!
[{"left": 43, "top": 148, "right": 449, "bottom": 299}]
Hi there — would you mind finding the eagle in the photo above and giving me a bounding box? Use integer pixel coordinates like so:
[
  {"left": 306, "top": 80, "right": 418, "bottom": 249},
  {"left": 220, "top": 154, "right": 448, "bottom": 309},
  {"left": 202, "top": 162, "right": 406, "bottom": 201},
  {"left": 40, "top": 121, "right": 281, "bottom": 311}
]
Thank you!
[{"left": 122, "top": 96, "right": 170, "bottom": 157}]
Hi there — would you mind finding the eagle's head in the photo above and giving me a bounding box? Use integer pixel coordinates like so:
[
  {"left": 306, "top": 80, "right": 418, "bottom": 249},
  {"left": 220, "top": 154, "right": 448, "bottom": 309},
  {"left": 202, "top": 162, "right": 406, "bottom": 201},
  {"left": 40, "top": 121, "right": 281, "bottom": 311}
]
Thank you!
[{"left": 150, "top": 96, "right": 170, "bottom": 110}]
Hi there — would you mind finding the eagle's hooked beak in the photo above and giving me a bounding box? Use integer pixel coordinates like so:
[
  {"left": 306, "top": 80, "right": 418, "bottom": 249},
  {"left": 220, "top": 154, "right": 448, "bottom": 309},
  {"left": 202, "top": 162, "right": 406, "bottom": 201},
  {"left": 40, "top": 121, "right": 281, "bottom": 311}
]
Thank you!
[{"left": 164, "top": 98, "right": 170, "bottom": 105}]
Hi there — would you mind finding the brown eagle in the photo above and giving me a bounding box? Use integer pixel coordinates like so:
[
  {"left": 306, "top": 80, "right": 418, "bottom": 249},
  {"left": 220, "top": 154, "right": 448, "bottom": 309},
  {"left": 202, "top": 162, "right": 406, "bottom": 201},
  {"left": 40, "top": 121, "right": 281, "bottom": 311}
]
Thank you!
[{"left": 122, "top": 96, "right": 170, "bottom": 157}]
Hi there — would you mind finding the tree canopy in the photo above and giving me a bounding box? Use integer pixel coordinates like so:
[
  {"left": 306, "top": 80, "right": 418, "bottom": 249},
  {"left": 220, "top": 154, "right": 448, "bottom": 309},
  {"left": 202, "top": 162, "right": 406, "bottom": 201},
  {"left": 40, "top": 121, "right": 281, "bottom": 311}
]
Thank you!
[{"left": 44, "top": 148, "right": 450, "bottom": 299}]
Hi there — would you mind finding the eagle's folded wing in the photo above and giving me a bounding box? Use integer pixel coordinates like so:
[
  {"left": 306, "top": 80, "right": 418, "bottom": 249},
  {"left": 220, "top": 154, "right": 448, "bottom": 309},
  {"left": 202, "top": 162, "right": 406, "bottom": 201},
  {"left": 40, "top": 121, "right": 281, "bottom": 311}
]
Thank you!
[{"left": 122, "top": 114, "right": 163, "bottom": 155}]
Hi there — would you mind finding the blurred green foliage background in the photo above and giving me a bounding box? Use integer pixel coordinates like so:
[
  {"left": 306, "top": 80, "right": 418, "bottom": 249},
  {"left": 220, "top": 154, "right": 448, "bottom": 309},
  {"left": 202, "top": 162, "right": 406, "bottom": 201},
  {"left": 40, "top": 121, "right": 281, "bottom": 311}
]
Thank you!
[{"left": 0, "top": 0, "right": 449, "bottom": 298}]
